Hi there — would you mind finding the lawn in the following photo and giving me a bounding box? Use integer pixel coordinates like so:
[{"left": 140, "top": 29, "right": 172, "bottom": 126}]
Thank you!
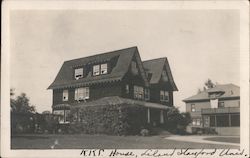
[
  {"left": 11, "top": 134, "right": 239, "bottom": 149},
  {"left": 203, "top": 137, "right": 240, "bottom": 144}
]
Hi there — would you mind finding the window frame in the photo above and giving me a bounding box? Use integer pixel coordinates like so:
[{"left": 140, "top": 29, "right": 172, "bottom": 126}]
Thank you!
[
  {"left": 191, "top": 104, "right": 196, "bottom": 112},
  {"left": 218, "top": 101, "right": 225, "bottom": 108},
  {"left": 74, "top": 68, "right": 83, "bottom": 79},
  {"left": 62, "top": 89, "right": 68, "bottom": 101},
  {"left": 93, "top": 65, "right": 100, "bottom": 76},
  {"left": 100, "top": 63, "right": 108, "bottom": 75},
  {"left": 160, "top": 90, "right": 169, "bottom": 102},
  {"left": 134, "top": 85, "right": 144, "bottom": 100},
  {"left": 75, "top": 87, "right": 90, "bottom": 101}
]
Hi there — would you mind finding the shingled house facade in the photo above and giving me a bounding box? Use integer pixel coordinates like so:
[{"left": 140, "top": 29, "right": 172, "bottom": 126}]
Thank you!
[{"left": 48, "top": 47, "right": 177, "bottom": 125}]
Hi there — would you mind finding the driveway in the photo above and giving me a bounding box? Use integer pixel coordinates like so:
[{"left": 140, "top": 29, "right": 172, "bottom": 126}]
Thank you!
[{"left": 165, "top": 135, "right": 240, "bottom": 146}]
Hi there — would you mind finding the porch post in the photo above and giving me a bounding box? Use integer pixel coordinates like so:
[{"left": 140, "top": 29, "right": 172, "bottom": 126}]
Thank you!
[
  {"left": 160, "top": 110, "right": 164, "bottom": 124},
  {"left": 147, "top": 108, "right": 150, "bottom": 124}
]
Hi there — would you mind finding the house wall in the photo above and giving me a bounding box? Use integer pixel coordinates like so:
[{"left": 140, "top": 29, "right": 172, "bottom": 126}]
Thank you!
[
  {"left": 219, "top": 98, "right": 240, "bottom": 107},
  {"left": 150, "top": 84, "right": 174, "bottom": 106},
  {"left": 52, "top": 83, "right": 122, "bottom": 105}
]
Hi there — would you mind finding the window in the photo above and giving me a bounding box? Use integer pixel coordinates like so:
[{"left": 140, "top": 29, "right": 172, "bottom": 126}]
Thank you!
[
  {"left": 75, "top": 87, "right": 89, "bottom": 100},
  {"left": 218, "top": 101, "right": 225, "bottom": 108},
  {"left": 161, "top": 70, "right": 168, "bottom": 81},
  {"left": 134, "top": 86, "right": 144, "bottom": 100},
  {"left": 231, "top": 114, "right": 240, "bottom": 127},
  {"left": 93, "top": 63, "right": 108, "bottom": 76},
  {"left": 93, "top": 65, "right": 100, "bottom": 76},
  {"left": 160, "top": 90, "right": 169, "bottom": 102},
  {"left": 53, "top": 110, "right": 70, "bottom": 124},
  {"left": 125, "top": 84, "right": 129, "bottom": 94},
  {"left": 75, "top": 68, "right": 83, "bottom": 79},
  {"left": 191, "top": 104, "right": 195, "bottom": 112},
  {"left": 216, "top": 114, "right": 229, "bottom": 127},
  {"left": 62, "top": 90, "right": 68, "bottom": 101},
  {"left": 196, "top": 119, "right": 201, "bottom": 126},
  {"left": 101, "top": 64, "right": 108, "bottom": 74},
  {"left": 131, "top": 61, "right": 138, "bottom": 75},
  {"left": 145, "top": 88, "right": 150, "bottom": 100}
]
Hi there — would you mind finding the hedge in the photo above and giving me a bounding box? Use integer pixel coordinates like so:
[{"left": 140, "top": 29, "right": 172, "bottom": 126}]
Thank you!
[{"left": 69, "top": 103, "right": 148, "bottom": 135}]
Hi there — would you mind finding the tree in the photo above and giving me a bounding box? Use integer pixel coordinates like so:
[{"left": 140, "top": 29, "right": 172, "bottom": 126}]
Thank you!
[
  {"left": 164, "top": 107, "right": 191, "bottom": 133},
  {"left": 10, "top": 91, "right": 36, "bottom": 113},
  {"left": 204, "top": 79, "right": 215, "bottom": 90},
  {"left": 197, "top": 79, "right": 216, "bottom": 94}
]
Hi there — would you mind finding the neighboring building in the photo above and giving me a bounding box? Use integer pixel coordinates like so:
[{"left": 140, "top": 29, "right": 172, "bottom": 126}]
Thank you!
[
  {"left": 183, "top": 84, "right": 240, "bottom": 136},
  {"left": 48, "top": 46, "right": 177, "bottom": 124}
]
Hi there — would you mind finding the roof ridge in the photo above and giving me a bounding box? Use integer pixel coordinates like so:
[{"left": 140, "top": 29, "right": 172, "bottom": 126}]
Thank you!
[
  {"left": 65, "top": 46, "right": 138, "bottom": 63},
  {"left": 142, "top": 57, "right": 167, "bottom": 63}
]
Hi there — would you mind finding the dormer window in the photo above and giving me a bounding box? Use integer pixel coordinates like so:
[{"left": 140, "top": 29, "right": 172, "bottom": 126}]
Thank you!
[
  {"left": 101, "top": 63, "right": 108, "bottom": 74},
  {"left": 93, "top": 63, "right": 108, "bottom": 76},
  {"left": 75, "top": 68, "right": 83, "bottom": 80},
  {"left": 93, "top": 65, "right": 100, "bottom": 76}
]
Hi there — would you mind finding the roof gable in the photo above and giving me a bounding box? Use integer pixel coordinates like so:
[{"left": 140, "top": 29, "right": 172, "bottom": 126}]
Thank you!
[
  {"left": 48, "top": 47, "right": 138, "bottom": 89},
  {"left": 183, "top": 84, "right": 240, "bottom": 102},
  {"left": 142, "top": 58, "right": 178, "bottom": 91}
]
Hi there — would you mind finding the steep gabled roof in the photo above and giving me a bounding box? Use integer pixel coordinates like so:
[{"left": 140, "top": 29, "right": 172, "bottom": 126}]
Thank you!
[
  {"left": 183, "top": 83, "right": 240, "bottom": 102},
  {"left": 48, "top": 47, "right": 149, "bottom": 89},
  {"left": 142, "top": 58, "right": 178, "bottom": 91}
]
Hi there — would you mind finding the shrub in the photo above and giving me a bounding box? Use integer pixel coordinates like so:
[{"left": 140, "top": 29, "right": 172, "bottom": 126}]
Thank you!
[
  {"left": 140, "top": 129, "right": 150, "bottom": 136},
  {"left": 69, "top": 103, "right": 147, "bottom": 135}
]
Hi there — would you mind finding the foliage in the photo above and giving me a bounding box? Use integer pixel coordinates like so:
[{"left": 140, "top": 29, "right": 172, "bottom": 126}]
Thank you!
[
  {"left": 197, "top": 79, "right": 216, "bottom": 94},
  {"left": 140, "top": 129, "right": 150, "bottom": 136},
  {"left": 204, "top": 79, "right": 216, "bottom": 89},
  {"left": 10, "top": 89, "right": 36, "bottom": 113},
  {"left": 164, "top": 107, "right": 192, "bottom": 134},
  {"left": 69, "top": 103, "right": 147, "bottom": 135}
]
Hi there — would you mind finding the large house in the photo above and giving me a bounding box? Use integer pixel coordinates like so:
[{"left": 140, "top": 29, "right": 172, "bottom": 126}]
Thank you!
[
  {"left": 48, "top": 46, "right": 178, "bottom": 124},
  {"left": 183, "top": 84, "right": 240, "bottom": 136}
]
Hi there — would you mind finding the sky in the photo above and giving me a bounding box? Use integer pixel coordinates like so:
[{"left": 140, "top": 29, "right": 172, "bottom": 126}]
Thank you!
[{"left": 10, "top": 10, "right": 240, "bottom": 113}]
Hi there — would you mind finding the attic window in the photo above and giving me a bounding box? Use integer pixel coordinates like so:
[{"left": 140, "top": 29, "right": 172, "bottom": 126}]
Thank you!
[
  {"left": 131, "top": 61, "right": 138, "bottom": 75},
  {"left": 101, "top": 63, "right": 108, "bottom": 74},
  {"left": 75, "top": 68, "right": 83, "bottom": 80},
  {"left": 93, "top": 63, "right": 108, "bottom": 76},
  {"left": 160, "top": 90, "right": 169, "bottom": 102},
  {"left": 162, "top": 70, "right": 168, "bottom": 82}
]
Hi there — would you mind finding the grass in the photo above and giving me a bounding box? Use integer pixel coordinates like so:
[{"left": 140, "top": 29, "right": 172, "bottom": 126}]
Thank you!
[
  {"left": 11, "top": 134, "right": 239, "bottom": 149},
  {"left": 203, "top": 137, "right": 240, "bottom": 144}
]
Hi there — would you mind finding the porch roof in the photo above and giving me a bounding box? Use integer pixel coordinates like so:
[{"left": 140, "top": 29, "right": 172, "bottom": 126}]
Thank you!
[{"left": 71, "top": 96, "right": 172, "bottom": 110}]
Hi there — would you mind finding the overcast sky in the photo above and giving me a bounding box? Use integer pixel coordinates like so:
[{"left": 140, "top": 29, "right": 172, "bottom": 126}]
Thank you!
[{"left": 10, "top": 10, "right": 240, "bottom": 112}]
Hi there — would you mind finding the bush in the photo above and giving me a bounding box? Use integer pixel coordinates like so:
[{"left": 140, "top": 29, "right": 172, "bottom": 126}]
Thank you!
[
  {"left": 69, "top": 103, "right": 147, "bottom": 135},
  {"left": 140, "top": 129, "right": 150, "bottom": 136},
  {"left": 163, "top": 108, "right": 191, "bottom": 135}
]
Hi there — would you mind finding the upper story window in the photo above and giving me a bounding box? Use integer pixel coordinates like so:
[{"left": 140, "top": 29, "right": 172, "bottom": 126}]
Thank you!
[
  {"left": 101, "top": 64, "right": 108, "bottom": 74},
  {"left": 160, "top": 90, "right": 169, "bottom": 102},
  {"left": 145, "top": 88, "right": 150, "bottom": 101},
  {"left": 62, "top": 90, "right": 68, "bottom": 101},
  {"left": 75, "top": 68, "right": 83, "bottom": 80},
  {"left": 191, "top": 104, "right": 195, "bottom": 112},
  {"left": 218, "top": 101, "right": 225, "bottom": 108},
  {"left": 125, "top": 84, "right": 130, "bottom": 94},
  {"left": 75, "top": 87, "right": 89, "bottom": 101},
  {"left": 134, "top": 86, "right": 144, "bottom": 100},
  {"left": 131, "top": 61, "right": 138, "bottom": 75},
  {"left": 93, "top": 63, "right": 108, "bottom": 76},
  {"left": 161, "top": 70, "right": 168, "bottom": 82}
]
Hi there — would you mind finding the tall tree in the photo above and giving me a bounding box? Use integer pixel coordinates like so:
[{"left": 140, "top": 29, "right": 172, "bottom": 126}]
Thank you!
[
  {"left": 11, "top": 91, "right": 36, "bottom": 113},
  {"left": 204, "top": 79, "right": 215, "bottom": 89}
]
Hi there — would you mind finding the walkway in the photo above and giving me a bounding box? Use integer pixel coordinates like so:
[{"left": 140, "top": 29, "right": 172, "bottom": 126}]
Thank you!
[{"left": 165, "top": 135, "right": 240, "bottom": 146}]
